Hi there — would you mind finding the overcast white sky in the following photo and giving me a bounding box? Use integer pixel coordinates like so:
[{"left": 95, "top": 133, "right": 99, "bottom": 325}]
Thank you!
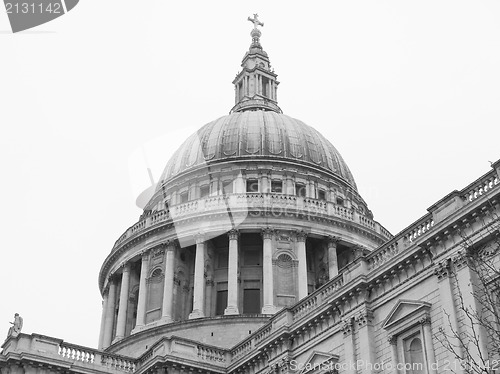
[{"left": 1, "top": 1, "right": 500, "bottom": 349}]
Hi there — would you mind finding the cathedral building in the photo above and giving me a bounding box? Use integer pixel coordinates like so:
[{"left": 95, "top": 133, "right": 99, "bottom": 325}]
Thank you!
[{"left": 2, "top": 16, "right": 500, "bottom": 374}]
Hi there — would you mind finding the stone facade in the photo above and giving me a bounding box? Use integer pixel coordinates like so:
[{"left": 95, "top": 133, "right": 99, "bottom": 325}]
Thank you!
[{"left": 2, "top": 17, "right": 500, "bottom": 374}]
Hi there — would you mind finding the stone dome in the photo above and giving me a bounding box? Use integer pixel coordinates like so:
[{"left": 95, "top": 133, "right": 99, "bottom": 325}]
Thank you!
[{"left": 158, "top": 110, "right": 357, "bottom": 190}]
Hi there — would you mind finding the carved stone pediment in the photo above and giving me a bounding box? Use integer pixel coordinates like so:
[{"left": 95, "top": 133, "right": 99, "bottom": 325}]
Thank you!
[
  {"left": 298, "top": 350, "right": 339, "bottom": 374},
  {"left": 382, "top": 299, "right": 431, "bottom": 332}
]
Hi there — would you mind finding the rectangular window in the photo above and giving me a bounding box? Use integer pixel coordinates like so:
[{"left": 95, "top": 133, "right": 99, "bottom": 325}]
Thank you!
[
  {"left": 246, "top": 179, "right": 259, "bottom": 193},
  {"left": 296, "top": 183, "right": 306, "bottom": 197},
  {"left": 216, "top": 290, "right": 228, "bottom": 316},
  {"left": 217, "top": 249, "right": 229, "bottom": 268},
  {"left": 244, "top": 250, "right": 261, "bottom": 266},
  {"left": 180, "top": 191, "right": 188, "bottom": 203},
  {"left": 200, "top": 185, "right": 210, "bottom": 198},
  {"left": 318, "top": 189, "right": 326, "bottom": 201},
  {"left": 271, "top": 180, "right": 283, "bottom": 193},
  {"left": 336, "top": 197, "right": 344, "bottom": 206},
  {"left": 243, "top": 289, "right": 261, "bottom": 314}
]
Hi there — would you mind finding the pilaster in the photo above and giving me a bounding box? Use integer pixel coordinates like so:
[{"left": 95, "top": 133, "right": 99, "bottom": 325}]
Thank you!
[
  {"left": 342, "top": 319, "right": 356, "bottom": 374},
  {"left": 355, "top": 308, "right": 375, "bottom": 374}
]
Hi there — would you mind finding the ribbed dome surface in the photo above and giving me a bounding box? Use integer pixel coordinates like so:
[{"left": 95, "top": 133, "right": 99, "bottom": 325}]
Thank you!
[{"left": 159, "top": 111, "right": 357, "bottom": 189}]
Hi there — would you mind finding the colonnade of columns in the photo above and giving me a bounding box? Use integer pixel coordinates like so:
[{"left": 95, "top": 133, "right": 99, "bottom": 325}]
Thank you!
[{"left": 98, "top": 230, "right": 342, "bottom": 349}]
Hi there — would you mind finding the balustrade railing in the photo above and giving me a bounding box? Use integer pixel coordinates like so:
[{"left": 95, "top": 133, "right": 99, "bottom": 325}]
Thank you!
[
  {"left": 463, "top": 172, "right": 499, "bottom": 203},
  {"left": 197, "top": 345, "right": 227, "bottom": 363},
  {"left": 112, "top": 193, "right": 390, "bottom": 249},
  {"left": 57, "top": 341, "right": 135, "bottom": 372},
  {"left": 58, "top": 344, "right": 96, "bottom": 363}
]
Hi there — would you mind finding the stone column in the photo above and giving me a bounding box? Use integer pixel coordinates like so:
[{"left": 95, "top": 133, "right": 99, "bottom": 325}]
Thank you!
[
  {"left": 421, "top": 317, "right": 437, "bottom": 374},
  {"left": 114, "top": 263, "right": 131, "bottom": 342},
  {"left": 433, "top": 259, "right": 463, "bottom": 373},
  {"left": 102, "top": 277, "right": 117, "bottom": 348},
  {"left": 97, "top": 290, "right": 109, "bottom": 349},
  {"left": 342, "top": 319, "right": 356, "bottom": 374},
  {"left": 162, "top": 241, "right": 177, "bottom": 322},
  {"left": 225, "top": 229, "right": 240, "bottom": 315},
  {"left": 296, "top": 231, "right": 308, "bottom": 300},
  {"left": 356, "top": 310, "right": 376, "bottom": 374},
  {"left": 261, "top": 227, "right": 275, "bottom": 314},
  {"left": 327, "top": 236, "right": 340, "bottom": 279},
  {"left": 134, "top": 250, "right": 150, "bottom": 330},
  {"left": 189, "top": 234, "right": 206, "bottom": 319}
]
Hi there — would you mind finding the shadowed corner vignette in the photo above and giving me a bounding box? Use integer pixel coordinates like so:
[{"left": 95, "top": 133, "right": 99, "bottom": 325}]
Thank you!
[{"left": 4, "top": 0, "right": 79, "bottom": 33}]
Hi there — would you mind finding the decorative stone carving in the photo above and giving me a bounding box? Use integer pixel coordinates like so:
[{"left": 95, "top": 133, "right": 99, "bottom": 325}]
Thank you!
[
  {"left": 433, "top": 260, "right": 450, "bottom": 281},
  {"left": 228, "top": 228, "right": 239, "bottom": 241},
  {"left": 195, "top": 232, "right": 205, "bottom": 244},
  {"left": 261, "top": 227, "right": 274, "bottom": 240},
  {"left": 387, "top": 335, "right": 397, "bottom": 345},
  {"left": 419, "top": 315, "right": 431, "bottom": 325},
  {"left": 296, "top": 230, "right": 307, "bottom": 242},
  {"left": 452, "top": 251, "right": 468, "bottom": 270},
  {"left": 341, "top": 319, "right": 353, "bottom": 336},
  {"left": 327, "top": 236, "right": 341, "bottom": 247},
  {"left": 355, "top": 310, "right": 373, "bottom": 327}
]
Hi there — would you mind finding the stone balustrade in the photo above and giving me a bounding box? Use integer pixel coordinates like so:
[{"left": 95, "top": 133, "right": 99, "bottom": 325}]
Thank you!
[
  {"left": 1, "top": 334, "right": 136, "bottom": 373},
  {"left": 113, "top": 193, "right": 391, "bottom": 249},
  {"left": 463, "top": 171, "right": 499, "bottom": 203}
]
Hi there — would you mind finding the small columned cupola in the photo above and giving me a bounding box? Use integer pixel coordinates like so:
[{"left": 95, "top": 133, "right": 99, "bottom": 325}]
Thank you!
[{"left": 230, "top": 14, "right": 282, "bottom": 114}]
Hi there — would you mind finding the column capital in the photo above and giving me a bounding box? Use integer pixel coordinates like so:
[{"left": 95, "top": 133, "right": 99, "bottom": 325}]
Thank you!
[
  {"left": 296, "top": 230, "right": 308, "bottom": 242},
  {"left": 327, "top": 235, "right": 341, "bottom": 247},
  {"left": 120, "top": 262, "right": 131, "bottom": 273},
  {"left": 195, "top": 232, "right": 206, "bottom": 244},
  {"left": 355, "top": 309, "right": 373, "bottom": 327},
  {"left": 452, "top": 251, "right": 469, "bottom": 270},
  {"left": 228, "top": 228, "right": 239, "bottom": 241},
  {"left": 433, "top": 259, "right": 451, "bottom": 281},
  {"left": 341, "top": 319, "right": 353, "bottom": 336},
  {"left": 139, "top": 248, "right": 151, "bottom": 258},
  {"left": 164, "top": 239, "right": 179, "bottom": 251},
  {"left": 419, "top": 315, "right": 431, "bottom": 326},
  {"left": 261, "top": 227, "right": 274, "bottom": 240},
  {"left": 387, "top": 335, "right": 397, "bottom": 345}
]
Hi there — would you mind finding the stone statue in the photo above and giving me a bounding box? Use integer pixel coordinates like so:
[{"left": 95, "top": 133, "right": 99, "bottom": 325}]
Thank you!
[{"left": 7, "top": 313, "right": 23, "bottom": 338}]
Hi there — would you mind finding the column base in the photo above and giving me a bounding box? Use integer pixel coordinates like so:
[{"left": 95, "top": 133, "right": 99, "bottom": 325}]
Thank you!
[
  {"left": 160, "top": 316, "right": 173, "bottom": 324},
  {"left": 111, "top": 336, "right": 124, "bottom": 344},
  {"left": 131, "top": 324, "right": 144, "bottom": 334},
  {"left": 188, "top": 309, "right": 205, "bottom": 319},
  {"left": 224, "top": 305, "right": 239, "bottom": 315},
  {"left": 261, "top": 305, "right": 276, "bottom": 314}
]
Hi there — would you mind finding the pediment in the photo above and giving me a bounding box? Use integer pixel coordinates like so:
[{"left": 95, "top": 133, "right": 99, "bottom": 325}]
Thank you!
[
  {"left": 299, "top": 351, "right": 339, "bottom": 374},
  {"left": 382, "top": 299, "right": 431, "bottom": 330}
]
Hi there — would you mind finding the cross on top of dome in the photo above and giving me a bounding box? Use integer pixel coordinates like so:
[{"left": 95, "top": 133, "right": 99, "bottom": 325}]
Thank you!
[
  {"left": 230, "top": 15, "right": 281, "bottom": 114},
  {"left": 248, "top": 13, "right": 264, "bottom": 30}
]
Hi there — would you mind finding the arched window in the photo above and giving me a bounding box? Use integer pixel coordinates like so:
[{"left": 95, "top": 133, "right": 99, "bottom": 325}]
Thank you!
[{"left": 405, "top": 336, "right": 425, "bottom": 374}]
